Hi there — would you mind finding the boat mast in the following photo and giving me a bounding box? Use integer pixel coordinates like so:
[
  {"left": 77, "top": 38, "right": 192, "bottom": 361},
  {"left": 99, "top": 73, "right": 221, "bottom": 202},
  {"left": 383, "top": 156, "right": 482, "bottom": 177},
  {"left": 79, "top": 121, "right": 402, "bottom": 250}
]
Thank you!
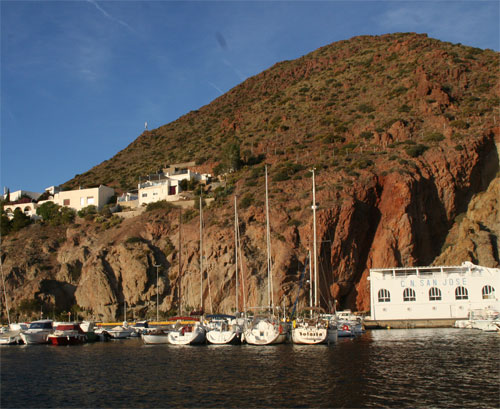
[
  {"left": 265, "top": 165, "right": 274, "bottom": 312},
  {"left": 312, "top": 168, "right": 318, "bottom": 307},
  {"left": 309, "top": 249, "right": 313, "bottom": 315},
  {"left": 237, "top": 206, "right": 247, "bottom": 316},
  {"left": 199, "top": 196, "right": 203, "bottom": 312},
  {"left": 234, "top": 195, "right": 239, "bottom": 312},
  {"left": 178, "top": 207, "right": 182, "bottom": 316},
  {"left": 0, "top": 259, "right": 11, "bottom": 325}
]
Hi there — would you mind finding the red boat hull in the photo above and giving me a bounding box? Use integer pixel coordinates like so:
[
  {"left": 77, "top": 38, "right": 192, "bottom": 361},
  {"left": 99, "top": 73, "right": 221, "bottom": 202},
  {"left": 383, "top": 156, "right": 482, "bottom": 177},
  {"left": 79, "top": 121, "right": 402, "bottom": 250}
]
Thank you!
[{"left": 49, "top": 336, "right": 85, "bottom": 346}]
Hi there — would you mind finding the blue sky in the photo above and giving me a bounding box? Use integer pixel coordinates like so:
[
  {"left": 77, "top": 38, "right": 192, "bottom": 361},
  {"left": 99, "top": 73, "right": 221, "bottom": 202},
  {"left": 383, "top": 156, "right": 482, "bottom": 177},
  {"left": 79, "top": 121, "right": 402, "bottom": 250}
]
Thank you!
[{"left": 1, "top": 1, "right": 499, "bottom": 194}]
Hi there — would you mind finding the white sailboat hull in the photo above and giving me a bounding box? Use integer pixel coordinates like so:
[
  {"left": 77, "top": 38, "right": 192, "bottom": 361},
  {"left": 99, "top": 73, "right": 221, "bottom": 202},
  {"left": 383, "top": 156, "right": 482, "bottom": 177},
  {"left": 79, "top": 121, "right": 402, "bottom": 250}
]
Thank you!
[
  {"left": 142, "top": 332, "right": 170, "bottom": 344},
  {"left": 291, "top": 326, "right": 328, "bottom": 345},
  {"left": 167, "top": 326, "right": 206, "bottom": 345},
  {"left": 244, "top": 319, "right": 286, "bottom": 345},
  {"left": 206, "top": 329, "right": 240, "bottom": 345}
]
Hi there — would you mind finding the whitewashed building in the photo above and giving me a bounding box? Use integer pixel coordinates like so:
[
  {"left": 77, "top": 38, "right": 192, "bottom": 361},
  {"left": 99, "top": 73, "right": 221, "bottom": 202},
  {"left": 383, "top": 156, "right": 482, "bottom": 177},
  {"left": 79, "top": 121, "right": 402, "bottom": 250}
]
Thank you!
[
  {"left": 138, "top": 164, "right": 211, "bottom": 207},
  {"left": 49, "top": 185, "right": 115, "bottom": 212},
  {"left": 139, "top": 178, "right": 181, "bottom": 206},
  {"left": 368, "top": 262, "right": 499, "bottom": 323}
]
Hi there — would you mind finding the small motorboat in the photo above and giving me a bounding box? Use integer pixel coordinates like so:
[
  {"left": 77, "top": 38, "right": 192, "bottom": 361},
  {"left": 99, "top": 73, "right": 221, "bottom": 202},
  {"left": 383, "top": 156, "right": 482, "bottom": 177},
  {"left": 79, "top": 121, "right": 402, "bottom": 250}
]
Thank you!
[
  {"left": 48, "top": 323, "right": 87, "bottom": 346},
  {"left": 107, "top": 325, "right": 134, "bottom": 339},
  {"left": 0, "top": 323, "right": 28, "bottom": 345},
  {"left": 142, "top": 328, "right": 171, "bottom": 344},
  {"left": 20, "top": 320, "right": 54, "bottom": 344}
]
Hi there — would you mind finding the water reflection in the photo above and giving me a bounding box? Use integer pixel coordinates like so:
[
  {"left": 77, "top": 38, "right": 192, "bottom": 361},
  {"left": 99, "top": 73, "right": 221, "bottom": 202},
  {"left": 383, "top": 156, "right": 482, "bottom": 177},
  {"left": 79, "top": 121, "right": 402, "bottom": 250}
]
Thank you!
[{"left": 1, "top": 329, "right": 498, "bottom": 408}]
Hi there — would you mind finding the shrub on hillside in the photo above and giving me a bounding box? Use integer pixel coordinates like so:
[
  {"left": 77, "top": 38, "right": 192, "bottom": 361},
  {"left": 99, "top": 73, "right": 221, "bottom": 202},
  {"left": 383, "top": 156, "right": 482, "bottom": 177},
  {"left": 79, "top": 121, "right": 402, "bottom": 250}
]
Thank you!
[
  {"left": 424, "top": 132, "right": 445, "bottom": 143},
  {"left": 450, "top": 120, "right": 469, "bottom": 129},
  {"left": 11, "top": 208, "right": 31, "bottom": 232},
  {"left": 358, "top": 103, "right": 375, "bottom": 113},
  {"left": 239, "top": 193, "right": 254, "bottom": 209},
  {"left": 36, "top": 202, "right": 76, "bottom": 226},
  {"left": 78, "top": 205, "right": 97, "bottom": 219},
  {"left": 146, "top": 200, "right": 175, "bottom": 212},
  {"left": 405, "top": 144, "right": 428, "bottom": 158}
]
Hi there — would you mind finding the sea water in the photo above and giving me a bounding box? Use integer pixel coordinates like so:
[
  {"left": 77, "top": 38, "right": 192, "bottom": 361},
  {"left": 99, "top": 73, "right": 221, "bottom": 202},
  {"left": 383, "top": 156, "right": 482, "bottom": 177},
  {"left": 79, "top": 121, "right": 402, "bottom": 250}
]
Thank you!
[{"left": 1, "top": 328, "right": 498, "bottom": 408}]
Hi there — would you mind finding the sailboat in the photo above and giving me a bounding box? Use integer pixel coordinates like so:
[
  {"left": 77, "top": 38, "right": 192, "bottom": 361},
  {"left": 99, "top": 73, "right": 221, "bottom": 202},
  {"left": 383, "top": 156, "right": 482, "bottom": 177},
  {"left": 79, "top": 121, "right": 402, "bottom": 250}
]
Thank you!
[
  {"left": 167, "top": 197, "right": 207, "bottom": 345},
  {"left": 243, "top": 166, "right": 287, "bottom": 345},
  {"left": 0, "top": 259, "right": 27, "bottom": 345},
  {"left": 291, "top": 168, "right": 336, "bottom": 344},
  {"left": 206, "top": 196, "right": 244, "bottom": 345}
]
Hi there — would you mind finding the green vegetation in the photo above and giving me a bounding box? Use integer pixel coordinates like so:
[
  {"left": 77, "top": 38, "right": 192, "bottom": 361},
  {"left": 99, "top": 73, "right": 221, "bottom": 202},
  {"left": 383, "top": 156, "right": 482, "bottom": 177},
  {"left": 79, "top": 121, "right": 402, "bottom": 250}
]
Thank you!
[
  {"left": 146, "top": 200, "right": 176, "bottom": 212},
  {"left": 36, "top": 202, "right": 76, "bottom": 226},
  {"left": 405, "top": 144, "right": 428, "bottom": 158}
]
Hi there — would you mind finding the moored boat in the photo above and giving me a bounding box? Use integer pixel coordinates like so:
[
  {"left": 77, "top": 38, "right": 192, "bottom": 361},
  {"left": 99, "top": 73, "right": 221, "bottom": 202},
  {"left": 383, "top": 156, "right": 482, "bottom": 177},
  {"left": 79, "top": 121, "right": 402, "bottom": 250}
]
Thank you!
[
  {"left": 243, "top": 314, "right": 287, "bottom": 345},
  {"left": 142, "top": 328, "right": 171, "bottom": 344},
  {"left": 107, "top": 325, "right": 134, "bottom": 339},
  {"left": 0, "top": 323, "right": 28, "bottom": 345},
  {"left": 292, "top": 308, "right": 329, "bottom": 345},
  {"left": 167, "top": 317, "right": 206, "bottom": 345},
  {"left": 19, "top": 320, "right": 54, "bottom": 344},
  {"left": 205, "top": 314, "right": 242, "bottom": 345},
  {"left": 48, "top": 323, "right": 86, "bottom": 346}
]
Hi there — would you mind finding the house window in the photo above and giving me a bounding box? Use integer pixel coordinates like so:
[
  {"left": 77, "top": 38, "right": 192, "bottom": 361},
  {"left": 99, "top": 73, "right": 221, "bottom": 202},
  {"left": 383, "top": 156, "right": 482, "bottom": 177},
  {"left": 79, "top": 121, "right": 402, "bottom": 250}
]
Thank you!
[
  {"left": 80, "top": 198, "right": 85, "bottom": 207},
  {"left": 482, "top": 285, "right": 495, "bottom": 300},
  {"left": 153, "top": 192, "right": 158, "bottom": 196},
  {"left": 429, "top": 287, "right": 442, "bottom": 301},
  {"left": 455, "top": 286, "right": 469, "bottom": 300},
  {"left": 142, "top": 193, "right": 148, "bottom": 198},
  {"left": 87, "top": 196, "right": 95, "bottom": 205},
  {"left": 378, "top": 289, "right": 390, "bottom": 302},
  {"left": 169, "top": 186, "right": 176, "bottom": 195},
  {"left": 63, "top": 199, "right": 70, "bottom": 206},
  {"left": 403, "top": 288, "right": 416, "bottom": 302}
]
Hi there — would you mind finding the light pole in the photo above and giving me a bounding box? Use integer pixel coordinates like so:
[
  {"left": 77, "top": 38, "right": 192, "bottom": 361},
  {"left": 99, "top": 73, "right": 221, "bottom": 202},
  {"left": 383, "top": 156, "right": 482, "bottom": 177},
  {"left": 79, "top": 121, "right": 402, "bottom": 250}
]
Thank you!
[{"left": 154, "top": 264, "right": 161, "bottom": 322}]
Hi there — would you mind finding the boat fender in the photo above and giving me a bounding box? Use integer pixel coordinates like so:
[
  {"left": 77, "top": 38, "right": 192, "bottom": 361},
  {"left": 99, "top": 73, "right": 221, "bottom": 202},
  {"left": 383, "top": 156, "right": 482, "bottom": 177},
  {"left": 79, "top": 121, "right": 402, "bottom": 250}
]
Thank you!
[
  {"left": 279, "top": 324, "right": 283, "bottom": 334},
  {"left": 342, "top": 324, "right": 349, "bottom": 331}
]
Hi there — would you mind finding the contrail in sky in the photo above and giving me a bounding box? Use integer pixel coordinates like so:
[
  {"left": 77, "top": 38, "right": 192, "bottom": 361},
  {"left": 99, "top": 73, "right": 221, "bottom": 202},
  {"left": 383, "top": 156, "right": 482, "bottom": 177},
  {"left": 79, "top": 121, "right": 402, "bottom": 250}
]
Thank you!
[
  {"left": 87, "top": 0, "right": 135, "bottom": 32},
  {"left": 207, "top": 81, "right": 224, "bottom": 95}
]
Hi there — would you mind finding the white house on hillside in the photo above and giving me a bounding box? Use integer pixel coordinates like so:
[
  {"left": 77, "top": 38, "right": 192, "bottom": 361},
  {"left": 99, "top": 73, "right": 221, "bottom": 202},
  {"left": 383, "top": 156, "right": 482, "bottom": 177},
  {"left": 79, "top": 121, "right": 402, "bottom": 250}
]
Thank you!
[
  {"left": 1, "top": 189, "right": 42, "bottom": 202},
  {"left": 138, "top": 163, "right": 211, "bottom": 207},
  {"left": 138, "top": 177, "right": 181, "bottom": 206},
  {"left": 50, "top": 185, "right": 115, "bottom": 211}
]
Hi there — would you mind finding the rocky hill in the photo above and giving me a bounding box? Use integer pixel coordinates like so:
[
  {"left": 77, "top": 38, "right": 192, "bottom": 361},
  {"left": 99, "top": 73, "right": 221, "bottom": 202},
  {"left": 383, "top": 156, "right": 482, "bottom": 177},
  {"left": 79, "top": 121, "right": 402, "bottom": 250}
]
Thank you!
[{"left": 1, "top": 33, "right": 499, "bottom": 321}]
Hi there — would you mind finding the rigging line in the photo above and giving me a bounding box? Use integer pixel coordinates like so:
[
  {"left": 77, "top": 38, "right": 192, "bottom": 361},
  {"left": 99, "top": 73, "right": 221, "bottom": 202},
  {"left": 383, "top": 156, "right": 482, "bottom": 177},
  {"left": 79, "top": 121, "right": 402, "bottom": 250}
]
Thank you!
[
  {"left": 236, "top": 199, "right": 247, "bottom": 314},
  {"left": 290, "top": 254, "right": 310, "bottom": 319},
  {"left": 234, "top": 195, "right": 239, "bottom": 312},
  {"left": 0, "top": 257, "right": 11, "bottom": 325}
]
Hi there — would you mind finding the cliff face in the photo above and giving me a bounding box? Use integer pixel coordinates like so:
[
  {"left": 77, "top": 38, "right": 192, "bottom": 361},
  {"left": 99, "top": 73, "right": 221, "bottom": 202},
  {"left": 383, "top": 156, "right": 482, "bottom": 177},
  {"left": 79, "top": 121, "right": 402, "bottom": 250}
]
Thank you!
[{"left": 1, "top": 33, "right": 499, "bottom": 320}]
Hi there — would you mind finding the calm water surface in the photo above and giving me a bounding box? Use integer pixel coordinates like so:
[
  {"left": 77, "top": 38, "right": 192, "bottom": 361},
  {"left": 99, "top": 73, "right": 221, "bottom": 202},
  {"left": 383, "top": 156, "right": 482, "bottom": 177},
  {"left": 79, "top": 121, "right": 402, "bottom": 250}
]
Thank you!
[{"left": 1, "top": 328, "right": 499, "bottom": 408}]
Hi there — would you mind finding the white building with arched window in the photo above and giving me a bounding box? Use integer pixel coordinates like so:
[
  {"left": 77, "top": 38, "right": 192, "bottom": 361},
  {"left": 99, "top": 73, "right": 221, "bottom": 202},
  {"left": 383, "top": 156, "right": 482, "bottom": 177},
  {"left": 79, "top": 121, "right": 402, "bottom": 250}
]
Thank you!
[{"left": 367, "top": 262, "right": 499, "bottom": 327}]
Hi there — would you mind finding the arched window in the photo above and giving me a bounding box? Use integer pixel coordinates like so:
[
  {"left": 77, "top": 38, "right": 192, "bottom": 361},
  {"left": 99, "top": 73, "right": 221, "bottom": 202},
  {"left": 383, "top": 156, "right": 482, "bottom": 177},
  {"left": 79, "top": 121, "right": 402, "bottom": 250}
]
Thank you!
[
  {"left": 403, "top": 288, "right": 416, "bottom": 302},
  {"left": 378, "top": 289, "right": 390, "bottom": 302},
  {"left": 455, "top": 286, "right": 468, "bottom": 300},
  {"left": 429, "top": 287, "right": 442, "bottom": 301},
  {"left": 482, "top": 285, "right": 495, "bottom": 300}
]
